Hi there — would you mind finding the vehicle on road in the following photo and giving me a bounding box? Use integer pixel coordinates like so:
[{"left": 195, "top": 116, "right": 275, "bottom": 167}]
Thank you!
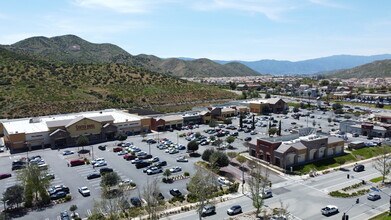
[
  {"left": 0, "top": 173, "right": 12, "bottom": 179},
  {"left": 60, "top": 211, "right": 70, "bottom": 220},
  {"left": 227, "top": 205, "right": 242, "bottom": 215},
  {"left": 353, "top": 164, "right": 365, "bottom": 172},
  {"left": 170, "top": 166, "right": 182, "bottom": 173},
  {"left": 87, "top": 173, "right": 101, "bottom": 179},
  {"left": 50, "top": 191, "right": 67, "bottom": 200},
  {"left": 321, "top": 205, "right": 338, "bottom": 216},
  {"left": 218, "top": 177, "right": 232, "bottom": 185},
  {"left": 244, "top": 137, "right": 252, "bottom": 142},
  {"left": 176, "top": 156, "right": 188, "bottom": 162},
  {"left": 62, "top": 150, "right": 74, "bottom": 155},
  {"left": 91, "top": 158, "right": 105, "bottom": 165},
  {"left": 100, "top": 167, "right": 114, "bottom": 174},
  {"left": 169, "top": 189, "right": 182, "bottom": 197},
  {"left": 98, "top": 145, "right": 106, "bottom": 150},
  {"left": 94, "top": 161, "right": 107, "bottom": 167},
  {"left": 262, "top": 190, "right": 273, "bottom": 199},
  {"left": 78, "top": 186, "right": 90, "bottom": 196},
  {"left": 201, "top": 204, "right": 216, "bottom": 216},
  {"left": 113, "top": 147, "right": 123, "bottom": 152},
  {"left": 367, "top": 193, "right": 381, "bottom": 201},
  {"left": 123, "top": 154, "right": 137, "bottom": 160},
  {"left": 130, "top": 197, "right": 142, "bottom": 207},
  {"left": 154, "top": 161, "right": 167, "bottom": 167},
  {"left": 147, "top": 167, "right": 163, "bottom": 175},
  {"left": 70, "top": 159, "right": 85, "bottom": 167}
]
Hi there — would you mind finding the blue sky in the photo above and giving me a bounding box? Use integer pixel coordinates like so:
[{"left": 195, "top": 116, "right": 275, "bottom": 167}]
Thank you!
[{"left": 1, "top": 0, "right": 390, "bottom": 61}]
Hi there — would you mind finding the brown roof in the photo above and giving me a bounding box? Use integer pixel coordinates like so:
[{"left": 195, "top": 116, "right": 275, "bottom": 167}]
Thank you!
[{"left": 161, "top": 115, "right": 183, "bottom": 122}]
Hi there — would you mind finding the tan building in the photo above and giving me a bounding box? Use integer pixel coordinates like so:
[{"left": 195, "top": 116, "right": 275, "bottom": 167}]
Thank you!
[
  {"left": 1, "top": 109, "right": 151, "bottom": 152},
  {"left": 249, "top": 98, "right": 287, "bottom": 114}
]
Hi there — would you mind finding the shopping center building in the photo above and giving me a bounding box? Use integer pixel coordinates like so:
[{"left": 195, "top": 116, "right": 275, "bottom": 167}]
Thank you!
[{"left": 0, "top": 109, "right": 151, "bottom": 152}]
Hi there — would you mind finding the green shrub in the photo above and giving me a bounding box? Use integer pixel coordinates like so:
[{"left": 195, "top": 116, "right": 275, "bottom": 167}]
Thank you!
[
  {"left": 130, "top": 182, "right": 136, "bottom": 187},
  {"left": 184, "top": 172, "right": 190, "bottom": 176},
  {"left": 65, "top": 195, "right": 72, "bottom": 201}
]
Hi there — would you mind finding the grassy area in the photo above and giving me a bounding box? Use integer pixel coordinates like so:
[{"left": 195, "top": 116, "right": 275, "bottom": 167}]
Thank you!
[
  {"left": 370, "top": 176, "right": 386, "bottom": 183},
  {"left": 350, "top": 147, "right": 379, "bottom": 160},
  {"left": 293, "top": 153, "right": 357, "bottom": 174},
  {"left": 369, "top": 212, "right": 391, "bottom": 220},
  {"left": 334, "top": 101, "right": 391, "bottom": 110}
]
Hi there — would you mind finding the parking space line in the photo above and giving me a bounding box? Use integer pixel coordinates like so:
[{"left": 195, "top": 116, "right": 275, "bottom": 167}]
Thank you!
[{"left": 87, "top": 209, "right": 92, "bottom": 216}]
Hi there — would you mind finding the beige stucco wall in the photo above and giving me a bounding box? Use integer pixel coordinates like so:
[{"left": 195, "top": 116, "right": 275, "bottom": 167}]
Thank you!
[{"left": 67, "top": 118, "right": 102, "bottom": 137}]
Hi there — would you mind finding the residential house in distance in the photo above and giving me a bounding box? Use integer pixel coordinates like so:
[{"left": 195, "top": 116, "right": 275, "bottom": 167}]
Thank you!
[
  {"left": 248, "top": 98, "right": 288, "bottom": 114},
  {"left": 247, "top": 128, "right": 344, "bottom": 169}
]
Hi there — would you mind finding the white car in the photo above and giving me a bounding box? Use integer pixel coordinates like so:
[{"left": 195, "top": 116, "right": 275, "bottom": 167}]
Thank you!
[
  {"left": 94, "top": 161, "right": 107, "bottom": 167},
  {"left": 149, "top": 156, "right": 159, "bottom": 162},
  {"left": 169, "top": 149, "right": 179, "bottom": 154},
  {"left": 217, "top": 177, "right": 232, "bottom": 185},
  {"left": 62, "top": 150, "right": 74, "bottom": 155},
  {"left": 119, "top": 179, "right": 134, "bottom": 186},
  {"left": 78, "top": 186, "right": 90, "bottom": 196},
  {"left": 321, "top": 205, "right": 338, "bottom": 215},
  {"left": 91, "top": 158, "right": 105, "bottom": 165},
  {"left": 169, "top": 166, "right": 182, "bottom": 173}
]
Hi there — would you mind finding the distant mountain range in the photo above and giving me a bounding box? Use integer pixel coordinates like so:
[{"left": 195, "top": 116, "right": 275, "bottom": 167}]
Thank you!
[
  {"left": 327, "top": 59, "right": 391, "bottom": 79},
  {"left": 212, "top": 54, "right": 391, "bottom": 75},
  {"left": 1, "top": 35, "right": 260, "bottom": 77}
]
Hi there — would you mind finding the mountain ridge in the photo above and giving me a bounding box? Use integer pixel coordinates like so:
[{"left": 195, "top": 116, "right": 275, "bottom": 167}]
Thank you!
[
  {"left": 1, "top": 34, "right": 261, "bottom": 77},
  {"left": 327, "top": 59, "right": 391, "bottom": 79}
]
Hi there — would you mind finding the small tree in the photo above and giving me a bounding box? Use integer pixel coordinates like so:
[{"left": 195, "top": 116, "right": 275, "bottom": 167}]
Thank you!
[
  {"left": 213, "top": 139, "right": 223, "bottom": 148},
  {"left": 226, "top": 136, "right": 235, "bottom": 146},
  {"left": 2, "top": 184, "right": 24, "bottom": 208},
  {"left": 236, "top": 155, "right": 247, "bottom": 194},
  {"left": 163, "top": 169, "right": 172, "bottom": 180},
  {"left": 327, "top": 118, "right": 332, "bottom": 124},
  {"left": 293, "top": 106, "right": 299, "bottom": 113},
  {"left": 373, "top": 145, "right": 391, "bottom": 183},
  {"left": 277, "top": 120, "right": 282, "bottom": 136},
  {"left": 251, "top": 114, "right": 255, "bottom": 130},
  {"left": 312, "top": 120, "right": 316, "bottom": 127},
  {"left": 142, "top": 179, "right": 163, "bottom": 220},
  {"left": 223, "top": 118, "right": 232, "bottom": 125},
  {"left": 209, "top": 151, "right": 230, "bottom": 169},
  {"left": 101, "top": 172, "right": 121, "bottom": 189},
  {"left": 268, "top": 128, "right": 278, "bottom": 137},
  {"left": 265, "top": 93, "right": 271, "bottom": 99},
  {"left": 202, "top": 149, "right": 215, "bottom": 162},
  {"left": 209, "top": 119, "right": 217, "bottom": 128},
  {"left": 248, "top": 163, "right": 269, "bottom": 218},
  {"left": 187, "top": 168, "right": 217, "bottom": 220},
  {"left": 70, "top": 204, "right": 78, "bottom": 217},
  {"left": 116, "top": 132, "right": 127, "bottom": 141},
  {"left": 239, "top": 113, "right": 244, "bottom": 129},
  {"left": 195, "top": 132, "right": 201, "bottom": 138},
  {"left": 187, "top": 141, "right": 199, "bottom": 153},
  {"left": 77, "top": 135, "right": 89, "bottom": 150}
]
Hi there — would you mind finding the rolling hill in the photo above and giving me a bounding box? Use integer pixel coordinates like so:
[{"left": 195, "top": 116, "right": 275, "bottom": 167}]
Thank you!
[
  {"left": 0, "top": 47, "right": 236, "bottom": 118},
  {"left": 327, "top": 59, "right": 391, "bottom": 79},
  {"left": 213, "top": 54, "right": 391, "bottom": 75},
  {"left": 2, "top": 35, "right": 261, "bottom": 77}
]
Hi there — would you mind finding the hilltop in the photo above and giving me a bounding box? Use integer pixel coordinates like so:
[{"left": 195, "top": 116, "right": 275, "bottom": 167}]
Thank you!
[
  {"left": 2, "top": 35, "right": 260, "bottom": 77},
  {"left": 0, "top": 47, "right": 236, "bottom": 118},
  {"left": 327, "top": 59, "right": 391, "bottom": 79}
]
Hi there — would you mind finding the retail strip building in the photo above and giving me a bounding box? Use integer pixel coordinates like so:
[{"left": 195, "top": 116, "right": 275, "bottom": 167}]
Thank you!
[{"left": 0, "top": 109, "right": 151, "bottom": 152}]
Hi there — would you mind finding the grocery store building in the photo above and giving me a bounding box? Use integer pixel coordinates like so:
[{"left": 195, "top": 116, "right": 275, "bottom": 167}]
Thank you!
[{"left": 0, "top": 109, "right": 151, "bottom": 152}]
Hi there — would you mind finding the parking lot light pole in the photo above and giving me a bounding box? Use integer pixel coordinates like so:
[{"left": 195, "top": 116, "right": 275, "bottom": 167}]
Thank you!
[{"left": 148, "top": 142, "right": 151, "bottom": 155}]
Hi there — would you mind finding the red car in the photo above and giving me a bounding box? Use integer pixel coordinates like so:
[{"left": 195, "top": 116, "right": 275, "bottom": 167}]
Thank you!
[
  {"left": 123, "top": 154, "right": 137, "bottom": 160},
  {"left": 113, "top": 147, "right": 123, "bottom": 152},
  {"left": 0, "top": 173, "right": 12, "bottom": 179}
]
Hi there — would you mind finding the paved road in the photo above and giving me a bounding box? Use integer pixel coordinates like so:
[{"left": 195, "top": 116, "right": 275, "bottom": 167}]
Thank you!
[{"left": 164, "top": 159, "right": 391, "bottom": 220}]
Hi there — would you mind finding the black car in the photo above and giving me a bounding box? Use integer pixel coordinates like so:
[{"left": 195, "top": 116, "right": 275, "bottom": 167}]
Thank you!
[
  {"left": 100, "top": 167, "right": 114, "bottom": 174},
  {"left": 244, "top": 137, "right": 252, "bottom": 142},
  {"left": 154, "top": 161, "right": 167, "bottom": 167},
  {"left": 98, "top": 145, "right": 106, "bottom": 150},
  {"left": 60, "top": 211, "right": 71, "bottom": 220},
  {"left": 136, "top": 161, "right": 151, "bottom": 169},
  {"left": 146, "top": 139, "right": 157, "bottom": 144},
  {"left": 169, "top": 189, "right": 182, "bottom": 197},
  {"left": 153, "top": 192, "right": 165, "bottom": 200},
  {"left": 87, "top": 173, "right": 101, "bottom": 179},
  {"left": 50, "top": 191, "right": 67, "bottom": 200},
  {"left": 130, "top": 197, "right": 142, "bottom": 207},
  {"left": 12, "top": 164, "right": 26, "bottom": 170},
  {"left": 353, "top": 164, "right": 365, "bottom": 172}
]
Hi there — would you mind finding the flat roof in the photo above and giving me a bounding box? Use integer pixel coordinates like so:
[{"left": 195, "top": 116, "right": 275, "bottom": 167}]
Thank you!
[{"left": 1, "top": 109, "right": 148, "bottom": 135}]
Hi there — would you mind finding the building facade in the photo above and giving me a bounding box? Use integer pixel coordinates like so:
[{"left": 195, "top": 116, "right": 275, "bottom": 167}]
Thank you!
[
  {"left": 248, "top": 128, "right": 344, "bottom": 169},
  {"left": 0, "top": 109, "right": 151, "bottom": 152}
]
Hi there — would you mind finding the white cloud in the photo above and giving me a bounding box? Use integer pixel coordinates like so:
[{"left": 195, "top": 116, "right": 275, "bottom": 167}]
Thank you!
[
  {"left": 192, "top": 0, "right": 302, "bottom": 21},
  {"left": 73, "top": 0, "right": 177, "bottom": 13}
]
